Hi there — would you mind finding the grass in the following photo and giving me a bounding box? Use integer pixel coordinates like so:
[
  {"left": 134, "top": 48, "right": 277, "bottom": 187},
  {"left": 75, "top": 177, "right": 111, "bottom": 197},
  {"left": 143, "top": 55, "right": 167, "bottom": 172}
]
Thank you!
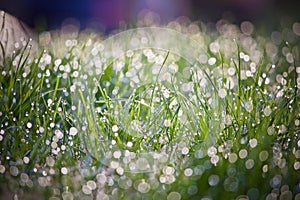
[{"left": 0, "top": 19, "right": 300, "bottom": 199}]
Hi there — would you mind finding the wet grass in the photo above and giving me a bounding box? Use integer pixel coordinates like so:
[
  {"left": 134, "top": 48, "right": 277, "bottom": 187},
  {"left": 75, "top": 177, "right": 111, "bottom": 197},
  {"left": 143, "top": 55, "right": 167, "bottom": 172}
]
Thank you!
[{"left": 0, "top": 20, "right": 300, "bottom": 199}]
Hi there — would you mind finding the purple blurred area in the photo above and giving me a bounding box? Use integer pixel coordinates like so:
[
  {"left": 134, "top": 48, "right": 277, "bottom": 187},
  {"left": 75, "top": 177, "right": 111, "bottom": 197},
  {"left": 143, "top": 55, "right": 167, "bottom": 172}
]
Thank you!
[{"left": 0, "top": 0, "right": 299, "bottom": 32}]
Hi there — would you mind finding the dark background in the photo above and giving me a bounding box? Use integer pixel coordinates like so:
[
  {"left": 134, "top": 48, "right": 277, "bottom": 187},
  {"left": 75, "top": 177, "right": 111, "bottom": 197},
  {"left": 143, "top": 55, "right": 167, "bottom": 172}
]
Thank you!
[{"left": 0, "top": 0, "right": 299, "bottom": 32}]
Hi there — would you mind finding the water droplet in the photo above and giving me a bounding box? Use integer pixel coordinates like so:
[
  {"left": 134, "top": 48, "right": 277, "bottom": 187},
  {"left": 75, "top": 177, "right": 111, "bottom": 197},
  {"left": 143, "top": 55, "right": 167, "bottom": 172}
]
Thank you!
[
  {"left": 87, "top": 180, "right": 97, "bottom": 190},
  {"left": 55, "top": 130, "right": 64, "bottom": 139},
  {"left": 279, "top": 190, "right": 292, "bottom": 200},
  {"left": 96, "top": 174, "right": 107, "bottom": 184},
  {"left": 0, "top": 165, "right": 5, "bottom": 174},
  {"left": 207, "top": 146, "right": 217, "bottom": 157},
  {"left": 110, "top": 161, "right": 120, "bottom": 169},
  {"left": 224, "top": 176, "right": 239, "bottom": 192},
  {"left": 137, "top": 180, "right": 151, "bottom": 193},
  {"left": 10, "top": 166, "right": 18, "bottom": 176},
  {"left": 82, "top": 185, "right": 92, "bottom": 195},
  {"left": 294, "top": 161, "right": 300, "bottom": 170},
  {"left": 46, "top": 156, "right": 55, "bottom": 167},
  {"left": 112, "top": 125, "right": 119, "bottom": 132},
  {"left": 61, "top": 167, "right": 68, "bottom": 175},
  {"left": 236, "top": 195, "right": 249, "bottom": 200},
  {"left": 136, "top": 157, "right": 150, "bottom": 171},
  {"left": 164, "top": 166, "right": 175, "bottom": 175},
  {"left": 113, "top": 151, "right": 122, "bottom": 159},
  {"left": 249, "top": 138, "right": 257, "bottom": 148},
  {"left": 259, "top": 151, "right": 269, "bottom": 162},
  {"left": 187, "top": 185, "right": 198, "bottom": 195},
  {"left": 244, "top": 100, "right": 253, "bottom": 112},
  {"left": 27, "top": 122, "right": 32, "bottom": 129},
  {"left": 229, "top": 153, "right": 238, "bottom": 163},
  {"left": 69, "top": 127, "right": 78, "bottom": 136},
  {"left": 270, "top": 175, "right": 282, "bottom": 188},
  {"left": 264, "top": 106, "right": 272, "bottom": 117},
  {"left": 20, "top": 173, "right": 29, "bottom": 183},
  {"left": 116, "top": 167, "right": 124, "bottom": 175},
  {"left": 164, "top": 119, "right": 171, "bottom": 127},
  {"left": 218, "top": 89, "right": 227, "bottom": 99},
  {"left": 208, "top": 57, "right": 216, "bottom": 65},
  {"left": 267, "top": 126, "right": 275, "bottom": 135},
  {"left": 195, "top": 149, "right": 205, "bottom": 159},
  {"left": 167, "top": 192, "right": 181, "bottom": 200},
  {"left": 208, "top": 174, "right": 220, "bottom": 186},
  {"left": 184, "top": 168, "right": 193, "bottom": 177},
  {"left": 126, "top": 141, "right": 133, "bottom": 147},
  {"left": 245, "top": 159, "right": 255, "bottom": 169},
  {"left": 210, "top": 155, "right": 219, "bottom": 165},
  {"left": 181, "top": 147, "right": 189, "bottom": 155}
]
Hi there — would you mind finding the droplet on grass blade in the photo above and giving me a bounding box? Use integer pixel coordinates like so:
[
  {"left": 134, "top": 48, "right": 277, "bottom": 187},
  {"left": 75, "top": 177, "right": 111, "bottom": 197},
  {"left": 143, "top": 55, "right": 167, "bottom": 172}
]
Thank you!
[
  {"left": 167, "top": 192, "right": 181, "bottom": 200},
  {"left": 239, "top": 149, "right": 248, "bottom": 159},
  {"left": 87, "top": 180, "right": 97, "bottom": 190},
  {"left": 184, "top": 168, "right": 193, "bottom": 177},
  {"left": 245, "top": 159, "right": 255, "bottom": 169},
  {"left": 244, "top": 100, "right": 253, "bottom": 112},
  {"left": 137, "top": 180, "right": 151, "bottom": 193},
  {"left": 249, "top": 138, "right": 258, "bottom": 148},
  {"left": 207, "top": 146, "right": 217, "bottom": 157},
  {"left": 264, "top": 106, "right": 272, "bottom": 117},
  {"left": 61, "top": 167, "right": 68, "bottom": 175},
  {"left": 208, "top": 174, "right": 220, "bottom": 186},
  {"left": 218, "top": 89, "right": 227, "bottom": 98},
  {"left": 69, "top": 127, "right": 78, "bottom": 136},
  {"left": 0, "top": 165, "right": 5, "bottom": 174},
  {"left": 27, "top": 122, "right": 32, "bottom": 129}
]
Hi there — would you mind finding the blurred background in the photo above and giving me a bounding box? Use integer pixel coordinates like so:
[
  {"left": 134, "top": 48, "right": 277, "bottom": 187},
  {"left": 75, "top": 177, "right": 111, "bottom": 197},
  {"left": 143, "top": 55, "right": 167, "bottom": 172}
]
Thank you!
[{"left": 0, "top": 0, "right": 299, "bottom": 33}]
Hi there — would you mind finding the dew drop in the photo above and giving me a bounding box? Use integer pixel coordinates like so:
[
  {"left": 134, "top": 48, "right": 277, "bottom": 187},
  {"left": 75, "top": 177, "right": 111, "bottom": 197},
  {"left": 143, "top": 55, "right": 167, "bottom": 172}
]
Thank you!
[
  {"left": 207, "top": 146, "right": 217, "bottom": 157},
  {"left": 184, "top": 168, "right": 193, "bottom": 177},
  {"left": 87, "top": 180, "right": 97, "bottom": 190},
  {"left": 96, "top": 174, "right": 107, "bottom": 184},
  {"left": 10, "top": 166, "right": 19, "bottom": 176},
  {"left": 294, "top": 161, "right": 300, "bottom": 170},
  {"left": 245, "top": 159, "right": 255, "bottom": 169},
  {"left": 82, "top": 185, "right": 92, "bottom": 195},
  {"left": 113, "top": 150, "right": 122, "bottom": 159},
  {"left": 239, "top": 149, "right": 248, "bottom": 159},
  {"left": 249, "top": 138, "right": 258, "bottom": 148},
  {"left": 27, "top": 122, "right": 32, "bottom": 129},
  {"left": 218, "top": 89, "right": 227, "bottom": 99},
  {"left": 112, "top": 125, "right": 119, "bottom": 132},
  {"left": 210, "top": 155, "right": 219, "bottom": 165},
  {"left": 0, "top": 165, "right": 5, "bottom": 174},
  {"left": 62, "top": 191, "right": 74, "bottom": 200},
  {"left": 229, "top": 153, "right": 238, "bottom": 163},
  {"left": 137, "top": 180, "right": 151, "bottom": 194},
  {"left": 263, "top": 106, "right": 272, "bottom": 117},
  {"left": 187, "top": 185, "right": 198, "bottom": 195},
  {"left": 164, "top": 166, "right": 175, "bottom": 175},
  {"left": 259, "top": 151, "right": 269, "bottom": 162},
  {"left": 181, "top": 147, "right": 189, "bottom": 155},
  {"left": 208, "top": 174, "right": 220, "bottom": 186},
  {"left": 164, "top": 119, "right": 171, "bottom": 127},
  {"left": 167, "top": 192, "right": 181, "bottom": 200},
  {"left": 267, "top": 126, "right": 275, "bottom": 135},
  {"left": 61, "top": 167, "right": 68, "bottom": 175},
  {"left": 224, "top": 176, "right": 239, "bottom": 192},
  {"left": 69, "top": 127, "right": 78, "bottom": 136},
  {"left": 136, "top": 157, "right": 149, "bottom": 171},
  {"left": 116, "top": 167, "right": 124, "bottom": 175}
]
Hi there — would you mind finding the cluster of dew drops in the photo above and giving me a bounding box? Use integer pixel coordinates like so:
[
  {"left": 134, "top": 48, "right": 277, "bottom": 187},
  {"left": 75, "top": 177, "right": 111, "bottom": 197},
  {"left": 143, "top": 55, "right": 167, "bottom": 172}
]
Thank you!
[{"left": 0, "top": 14, "right": 300, "bottom": 199}]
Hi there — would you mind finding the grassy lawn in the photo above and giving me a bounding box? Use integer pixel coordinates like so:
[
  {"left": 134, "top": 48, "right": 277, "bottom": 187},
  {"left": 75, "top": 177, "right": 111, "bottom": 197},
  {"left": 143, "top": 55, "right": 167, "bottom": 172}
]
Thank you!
[{"left": 0, "top": 19, "right": 300, "bottom": 199}]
